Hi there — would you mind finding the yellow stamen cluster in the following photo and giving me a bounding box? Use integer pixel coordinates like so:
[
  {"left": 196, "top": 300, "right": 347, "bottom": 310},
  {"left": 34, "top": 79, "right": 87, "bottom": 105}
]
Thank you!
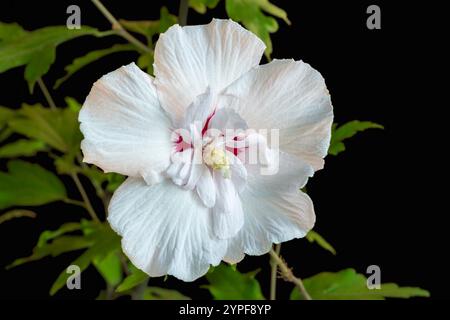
[{"left": 203, "top": 144, "right": 230, "bottom": 178}]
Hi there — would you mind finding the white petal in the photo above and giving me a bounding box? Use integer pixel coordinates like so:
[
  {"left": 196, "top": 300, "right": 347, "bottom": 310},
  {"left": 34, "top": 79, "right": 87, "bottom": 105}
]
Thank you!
[
  {"left": 154, "top": 19, "right": 265, "bottom": 122},
  {"left": 225, "top": 152, "right": 315, "bottom": 256},
  {"left": 223, "top": 240, "right": 245, "bottom": 264},
  {"left": 235, "top": 190, "right": 315, "bottom": 255},
  {"left": 208, "top": 107, "right": 248, "bottom": 133},
  {"left": 223, "top": 59, "right": 333, "bottom": 171},
  {"left": 181, "top": 87, "right": 215, "bottom": 131},
  {"left": 196, "top": 166, "right": 216, "bottom": 208},
  {"left": 79, "top": 63, "right": 172, "bottom": 182},
  {"left": 228, "top": 152, "right": 247, "bottom": 193},
  {"left": 108, "top": 177, "right": 227, "bottom": 282},
  {"left": 212, "top": 171, "right": 244, "bottom": 239}
]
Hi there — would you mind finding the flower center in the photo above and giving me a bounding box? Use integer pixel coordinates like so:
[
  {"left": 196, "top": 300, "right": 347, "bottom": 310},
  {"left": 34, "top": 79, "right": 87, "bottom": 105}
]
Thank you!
[{"left": 203, "top": 140, "right": 231, "bottom": 178}]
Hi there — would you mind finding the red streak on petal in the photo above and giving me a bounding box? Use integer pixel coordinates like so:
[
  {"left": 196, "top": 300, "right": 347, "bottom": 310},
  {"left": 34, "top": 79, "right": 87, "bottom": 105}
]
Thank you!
[{"left": 202, "top": 109, "right": 216, "bottom": 136}]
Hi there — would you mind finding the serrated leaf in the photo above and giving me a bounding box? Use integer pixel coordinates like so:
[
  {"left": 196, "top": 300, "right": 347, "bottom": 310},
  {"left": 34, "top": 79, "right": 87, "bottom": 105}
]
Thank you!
[
  {"left": 7, "top": 236, "right": 93, "bottom": 269},
  {"left": 0, "top": 160, "right": 66, "bottom": 210},
  {"left": 306, "top": 230, "right": 336, "bottom": 255},
  {"left": 24, "top": 45, "right": 56, "bottom": 92},
  {"left": 37, "top": 222, "right": 82, "bottom": 247},
  {"left": 8, "top": 104, "right": 82, "bottom": 153},
  {"left": 159, "top": 7, "right": 178, "bottom": 33},
  {"left": 143, "top": 287, "right": 190, "bottom": 300},
  {"left": 329, "top": 121, "right": 383, "bottom": 156},
  {"left": 106, "top": 173, "right": 126, "bottom": 192},
  {"left": 116, "top": 265, "right": 149, "bottom": 293},
  {"left": 225, "top": 0, "right": 289, "bottom": 58},
  {"left": 120, "top": 7, "right": 177, "bottom": 43},
  {"left": 93, "top": 251, "right": 123, "bottom": 287},
  {"left": 64, "top": 97, "right": 81, "bottom": 112},
  {"left": 205, "top": 263, "right": 265, "bottom": 300},
  {"left": 137, "top": 51, "right": 154, "bottom": 75},
  {"left": 290, "top": 268, "right": 430, "bottom": 300},
  {"left": 50, "top": 224, "right": 121, "bottom": 295},
  {"left": 0, "top": 24, "right": 106, "bottom": 91},
  {"left": 54, "top": 44, "right": 135, "bottom": 89},
  {"left": 0, "top": 106, "right": 14, "bottom": 127},
  {"left": 7, "top": 221, "right": 90, "bottom": 268},
  {"left": 0, "top": 22, "right": 27, "bottom": 41},
  {"left": 0, "top": 139, "right": 47, "bottom": 158},
  {"left": 0, "top": 106, "right": 14, "bottom": 142},
  {"left": 189, "top": 0, "right": 220, "bottom": 14},
  {"left": 0, "top": 209, "right": 36, "bottom": 224}
]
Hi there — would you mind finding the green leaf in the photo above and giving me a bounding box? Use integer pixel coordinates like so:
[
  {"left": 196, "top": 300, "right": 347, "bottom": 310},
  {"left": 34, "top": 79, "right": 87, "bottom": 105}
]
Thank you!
[
  {"left": 159, "top": 7, "right": 178, "bottom": 33},
  {"left": 0, "top": 22, "right": 27, "bottom": 41},
  {"left": 37, "top": 222, "right": 82, "bottom": 247},
  {"left": 143, "top": 287, "right": 190, "bottom": 300},
  {"left": 106, "top": 173, "right": 126, "bottom": 192},
  {"left": 50, "top": 224, "right": 121, "bottom": 295},
  {"left": 93, "top": 251, "right": 123, "bottom": 287},
  {"left": 0, "top": 209, "right": 36, "bottom": 224},
  {"left": 120, "top": 7, "right": 177, "bottom": 43},
  {"left": 0, "top": 139, "right": 47, "bottom": 158},
  {"left": 116, "top": 265, "right": 149, "bottom": 293},
  {"left": 306, "top": 230, "right": 336, "bottom": 255},
  {"left": 329, "top": 121, "right": 383, "bottom": 156},
  {"left": 24, "top": 45, "right": 56, "bottom": 91},
  {"left": 225, "top": 0, "right": 290, "bottom": 58},
  {"left": 0, "top": 23, "right": 106, "bottom": 91},
  {"left": 8, "top": 104, "right": 82, "bottom": 153},
  {"left": 137, "top": 52, "right": 154, "bottom": 75},
  {"left": 0, "top": 106, "right": 14, "bottom": 142},
  {"left": 189, "top": 0, "right": 220, "bottom": 14},
  {"left": 290, "top": 269, "right": 430, "bottom": 300},
  {"left": 54, "top": 44, "right": 135, "bottom": 89},
  {"left": 64, "top": 97, "right": 81, "bottom": 112},
  {"left": 0, "top": 160, "right": 66, "bottom": 210},
  {"left": 205, "top": 264, "right": 265, "bottom": 300},
  {"left": 7, "top": 236, "right": 93, "bottom": 269},
  {"left": 7, "top": 221, "right": 91, "bottom": 268},
  {"left": 0, "top": 105, "right": 14, "bottom": 127}
]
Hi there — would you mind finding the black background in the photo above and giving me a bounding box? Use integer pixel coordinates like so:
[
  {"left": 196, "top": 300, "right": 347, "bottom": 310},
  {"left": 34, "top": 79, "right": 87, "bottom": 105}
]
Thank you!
[{"left": 0, "top": 0, "right": 445, "bottom": 300}]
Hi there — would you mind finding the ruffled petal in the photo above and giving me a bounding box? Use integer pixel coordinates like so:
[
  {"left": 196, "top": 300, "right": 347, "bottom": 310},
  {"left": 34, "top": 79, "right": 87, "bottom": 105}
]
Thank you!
[
  {"left": 223, "top": 152, "right": 315, "bottom": 259},
  {"left": 79, "top": 63, "right": 172, "bottom": 183},
  {"left": 154, "top": 19, "right": 265, "bottom": 122},
  {"left": 108, "top": 177, "right": 227, "bottom": 282},
  {"left": 196, "top": 165, "right": 216, "bottom": 208},
  {"left": 223, "top": 59, "right": 333, "bottom": 171},
  {"left": 212, "top": 171, "right": 244, "bottom": 239}
]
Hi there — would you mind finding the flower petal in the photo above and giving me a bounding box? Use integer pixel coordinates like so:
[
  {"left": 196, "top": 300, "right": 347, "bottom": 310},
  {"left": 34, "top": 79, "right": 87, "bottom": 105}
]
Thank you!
[
  {"left": 212, "top": 171, "right": 244, "bottom": 239},
  {"left": 79, "top": 63, "right": 172, "bottom": 183},
  {"left": 108, "top": 177, "right": 227, "bottom": 282},
  {"left": 223, "top": 59, "right": 333, "bottom": 171},
  {"left": 223, "top": 152, "right": 315, "bottom": 260},
  {"left": 196, "top": 165, "right": 216, "bottom": 208},
  {"left": 154, "top": 19, "right": 265, "bottom": 122}
]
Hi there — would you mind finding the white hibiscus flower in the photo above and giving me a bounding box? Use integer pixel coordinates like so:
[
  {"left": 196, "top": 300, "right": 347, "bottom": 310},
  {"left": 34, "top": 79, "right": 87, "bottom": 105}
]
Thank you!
[{"left": 79, "top": 19, "right": 333, "bottom": 281}]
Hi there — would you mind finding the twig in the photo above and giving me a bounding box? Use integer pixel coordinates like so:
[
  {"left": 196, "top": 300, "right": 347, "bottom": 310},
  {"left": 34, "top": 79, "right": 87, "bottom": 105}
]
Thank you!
[
  {"left": 37, "top": 78, "right": 57, "bottom": 110},
  {"left": 70, "top": 172, "right": 100, "bottom": 223},
  {"left": 178, "top": 0, "right": 189, "bottom": 26},
  {"left": 91, "top": 0, "right": 153, "bottom": 54},
  {"left": 62, "top": 198, "right": 87, "bottom": 208},
  {"left": 269, "top": 249, "right": 312, "bottom": 300},
  {"left": 269, "top": 244, "right": 281, "bottom": 300}
]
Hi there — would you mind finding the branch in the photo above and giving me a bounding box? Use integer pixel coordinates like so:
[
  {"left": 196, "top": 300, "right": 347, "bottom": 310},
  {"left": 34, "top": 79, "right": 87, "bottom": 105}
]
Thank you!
[
  {"left": 178, "top": 0, "right": 189, "bottom": 26},
  {"left": 269, "top": 244, "right": 281, "bottom": 300},
  {"left": 91, "top": 0, "right": 153, "bottom": 54},
  {"left": 269, "top": 249, "right": 312, "bottom": 300},
  {"left": 70, "top": 172, "right": 100, "bottom": 223},
  {"left": 37, "top": 78, "right": 56, "bottom": 110}
]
